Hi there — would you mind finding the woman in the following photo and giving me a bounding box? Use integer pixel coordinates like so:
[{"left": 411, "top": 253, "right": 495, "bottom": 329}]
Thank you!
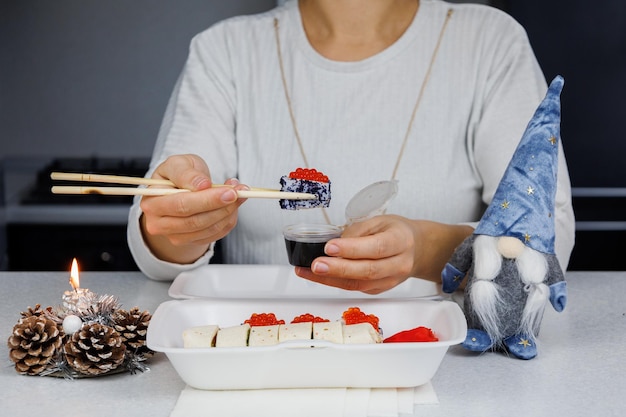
[{"left": 128, "top": 0, "right": 575, "bottom": 294}]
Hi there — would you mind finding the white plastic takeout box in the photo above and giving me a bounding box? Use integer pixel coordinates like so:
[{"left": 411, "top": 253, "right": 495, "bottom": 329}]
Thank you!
[
  {"left": 147, "top": 265, "right": 467, "bottom": 390},
  {"left": 168, "top": 264, "right": 441, "bottom": 299}
]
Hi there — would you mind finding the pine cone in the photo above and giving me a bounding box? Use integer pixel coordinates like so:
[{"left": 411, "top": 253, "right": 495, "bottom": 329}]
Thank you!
[
  {"left": 112, "top": 307, "right": 154, "bottom": 358},
  {"left": 7, "top": 315, "right": 63, "bottom": 375},
  {"left": 19, "top": 304, "right": 44, "bottom": 318},
  {"left": 64, "top": 323, "right": 126, "bottom": 375}
]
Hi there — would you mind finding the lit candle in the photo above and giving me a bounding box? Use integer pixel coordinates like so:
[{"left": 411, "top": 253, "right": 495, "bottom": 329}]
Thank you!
[{"left": 62, "top": 258, "right": 97, "bottom": 314}]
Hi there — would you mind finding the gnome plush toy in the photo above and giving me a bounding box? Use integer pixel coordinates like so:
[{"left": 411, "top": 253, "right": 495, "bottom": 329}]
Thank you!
[{"left": 442, "top": 76, "right": 567, "bottom": 360}]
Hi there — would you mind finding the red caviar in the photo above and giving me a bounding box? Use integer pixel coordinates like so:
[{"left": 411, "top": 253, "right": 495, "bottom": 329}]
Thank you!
[
  {"left": 244, "top": 313, "right": 285, "bottom": 326},
  {"left": 289, "top": 168, "right": 329, "bottom": 183},
  {"left": 342, "top": 307, "right": 380, "bottom": 330},
  {"left": 383, "top": 326, "right": 439, "bottom": 343},
  {"left": 291, "top": 313, "right": 330, "bottom": 323}
]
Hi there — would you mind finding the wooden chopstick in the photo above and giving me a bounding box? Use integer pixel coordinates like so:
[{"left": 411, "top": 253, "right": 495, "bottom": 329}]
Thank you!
[
  {"left": 50, "top": 172, "right": 175, "bottom": 187},
  {"left": 50, "top": 172, "right": 276, "bottom": 191},
  {"left": 49, "top": 172, "right": 317, "bottom": 200},
  {"left": 50, "top": 186, "right": 316, "bottom": 199},
  {"left": 51, "top": 186, "right": 189, "bottom": 196}
]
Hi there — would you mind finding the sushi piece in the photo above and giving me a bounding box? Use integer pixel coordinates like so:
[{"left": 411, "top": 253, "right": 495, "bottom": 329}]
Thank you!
[
  {"left": 313, "top": 321, "right": 344, "bottom": 344},
  {"left": 342, "top": 323, "right": 383, "bottom": 344},
  {"left": 278, "top": 322, "right": 313, "bottom": 342},
  {"left": 248, "top": 325, "right": 280, "bottom": 346},
  {"left": 215, "top": 324, "right": 251, "bottom": 347},
  {"left": 244, "top": 312, "right": 285, "bottom": 326},
  {"left": 342, "top": 307, "right": 380, "bottom": 331},
  {"left": 279, "top": 168, "right": 331, "bottom": 210},
  {"left": 182, "top": 325, "right": 219, "bottom": 348}
]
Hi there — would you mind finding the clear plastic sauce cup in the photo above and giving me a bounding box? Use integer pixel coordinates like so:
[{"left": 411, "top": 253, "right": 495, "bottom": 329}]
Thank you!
[{"left": 283, "top": 224, "right": 343, "bottom": 267}]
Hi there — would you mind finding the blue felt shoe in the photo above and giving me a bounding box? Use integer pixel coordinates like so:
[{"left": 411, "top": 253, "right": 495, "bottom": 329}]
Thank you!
[
  {"left": 462, "top": 329, "right": 494, "bottom": 352},
  {"left": 504, "top": 334, "right": 538, "bottom": 360}
]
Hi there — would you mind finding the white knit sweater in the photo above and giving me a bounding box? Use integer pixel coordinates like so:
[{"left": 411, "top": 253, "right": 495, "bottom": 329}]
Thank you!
[{"left": 128, "top": 0, "right": 575, "bottom": 281}]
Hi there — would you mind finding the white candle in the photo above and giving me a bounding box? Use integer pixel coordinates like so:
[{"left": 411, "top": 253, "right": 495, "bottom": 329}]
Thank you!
[{"left": 61, "top": 258, "right": 97, "bottom": 314}]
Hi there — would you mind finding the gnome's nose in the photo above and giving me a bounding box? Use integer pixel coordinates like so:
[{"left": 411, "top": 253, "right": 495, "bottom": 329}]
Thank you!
[{"left": 497, "top": 236, "right": 525, "bottom": 259}]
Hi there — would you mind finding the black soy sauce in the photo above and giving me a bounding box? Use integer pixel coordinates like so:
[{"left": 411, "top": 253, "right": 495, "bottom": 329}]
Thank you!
[{"left": 284, "top": 239, "right": 327, "bottom": 267}]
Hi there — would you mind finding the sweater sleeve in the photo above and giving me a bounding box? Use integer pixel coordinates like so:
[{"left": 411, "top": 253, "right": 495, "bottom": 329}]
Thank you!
[
  {"left": 127, "top": 203, "right": 215, "bottom": 281},
  {"left": 467, "top": 10, "right": 575, "bottom": 271}
]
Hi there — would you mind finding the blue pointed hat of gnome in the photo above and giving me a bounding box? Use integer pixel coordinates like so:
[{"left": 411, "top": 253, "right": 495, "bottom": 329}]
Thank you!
[{"left": 474, "top": 76, "right": 564, "bottom": 255}]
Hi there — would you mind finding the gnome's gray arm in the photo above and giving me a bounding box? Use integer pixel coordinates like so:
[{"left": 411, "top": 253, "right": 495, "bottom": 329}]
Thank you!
[
  {"left": 545, "top": 254, "right": 567, "bottom": 312},
  {"left": 441, "top": 235, "right": 475, "bottom": 293}
]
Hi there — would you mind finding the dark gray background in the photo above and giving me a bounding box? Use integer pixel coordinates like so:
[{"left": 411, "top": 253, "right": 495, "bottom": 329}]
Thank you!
[
  {"left": 505, "top": 0, "right": 626, "bottom": 187},
  {"left": 2, "top": 0, "right": 622, "bottom": 187},
  {"left": 0, "top": 0, "right": 276, "bottom": 159}
]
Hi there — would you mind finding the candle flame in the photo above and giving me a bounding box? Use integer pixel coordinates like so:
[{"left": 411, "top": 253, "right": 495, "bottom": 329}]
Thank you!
[{"left": 69, "top": 258, "right": 80, "bottom": 290}]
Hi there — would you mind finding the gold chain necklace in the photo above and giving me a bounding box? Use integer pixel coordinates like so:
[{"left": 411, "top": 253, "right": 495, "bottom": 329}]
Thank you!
[{"left": 273, "top": 8, "right": 453, "bottom": 224}]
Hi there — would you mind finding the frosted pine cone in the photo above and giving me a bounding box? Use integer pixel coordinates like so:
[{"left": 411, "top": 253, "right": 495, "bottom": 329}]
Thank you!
[
  {"left": 112, "top": 307, "right": 154, "bottom": 358},
  {"left": 19, "top": 304, "right": 44, "bottom": 318},
  {"left": 7, "top": 315, "right": 63, "bottom": 375},
  {"left": 64, "top": 323, "right": 126, "bottom": 375}
]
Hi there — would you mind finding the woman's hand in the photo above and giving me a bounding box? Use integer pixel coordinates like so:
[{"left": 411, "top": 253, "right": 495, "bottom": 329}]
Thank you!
[
  {"left": 139, "top": 154, "right": 247, "bottom": 264},
  {"left": 295, "top": 215, "right": 473, "bottom": 294}
]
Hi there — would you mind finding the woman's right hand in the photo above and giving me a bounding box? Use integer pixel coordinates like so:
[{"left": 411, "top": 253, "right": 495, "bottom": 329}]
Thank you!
[{"left": 139, "top": 154, "right": 247, "bottom": 264}]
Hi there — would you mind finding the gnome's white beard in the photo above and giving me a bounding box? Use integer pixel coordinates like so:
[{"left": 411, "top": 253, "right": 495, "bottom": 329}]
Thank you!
[
  {"left": 517, "top": 245, "right": 550, "bottom": 339},
  {"left": 471, "top": 235, "right": 503, "bottom": 342},
  {"left": 471, "top": 235, "right": 549, "bottom": 343}
]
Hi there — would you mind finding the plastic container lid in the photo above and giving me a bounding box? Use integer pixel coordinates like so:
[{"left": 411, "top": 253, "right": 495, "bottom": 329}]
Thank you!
[{"left": 345, "top": 180, "right": 399, "bottom": 224}]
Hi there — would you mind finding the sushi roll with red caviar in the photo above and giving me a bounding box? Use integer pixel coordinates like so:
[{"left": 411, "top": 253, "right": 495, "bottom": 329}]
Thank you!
[{"left": 279, "top": 168, "right": 331, "bottom": 210}]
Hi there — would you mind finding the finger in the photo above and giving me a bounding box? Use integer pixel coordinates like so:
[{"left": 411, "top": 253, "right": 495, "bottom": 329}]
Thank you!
[
  {"left": 141, "top": 186, "right": 238, "bottom": 219},
  {"left": 152, "top": 198, "right": 239, "bottom": 232},
  {"left": 296, "top": 267, "right": 375, "bottom": 292},
  {"left": 327, "top": 226, "right": 411, "bottom": 261},
  {"left": 311, "top": 253, "right": 412, "bottom": 282},
  {"left": 142, "top": 192, "right": 241, "bottom": 247},
  {"left": 225, "top": 177, "right": 251, "bottom": 202},
  {"left": 154, "top": 154, "right": 213, "bottom": 191},
  {"left": 140, "top": 192, "right": 240, "bottom": 248},
  {"left": 295, "top": 266, "right": 401, "bottom": 294},
  {"left": 162, "top": 210, "right": 238, "bottom": 246}
]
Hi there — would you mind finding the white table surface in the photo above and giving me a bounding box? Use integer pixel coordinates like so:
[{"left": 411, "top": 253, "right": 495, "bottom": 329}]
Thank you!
[{"left": 1, "top": 270, "right": 625, "bottom": 417}]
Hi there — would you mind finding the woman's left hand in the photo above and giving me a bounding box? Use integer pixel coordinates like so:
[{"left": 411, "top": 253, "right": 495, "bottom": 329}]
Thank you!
[{"left": 294, "top": 215, "right": 473, "bottom": 294}]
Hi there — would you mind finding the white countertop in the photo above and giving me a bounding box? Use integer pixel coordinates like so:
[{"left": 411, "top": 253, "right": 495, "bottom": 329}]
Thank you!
[{"left": 1, "top": 270, "right": 625, "bottom": 416}]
